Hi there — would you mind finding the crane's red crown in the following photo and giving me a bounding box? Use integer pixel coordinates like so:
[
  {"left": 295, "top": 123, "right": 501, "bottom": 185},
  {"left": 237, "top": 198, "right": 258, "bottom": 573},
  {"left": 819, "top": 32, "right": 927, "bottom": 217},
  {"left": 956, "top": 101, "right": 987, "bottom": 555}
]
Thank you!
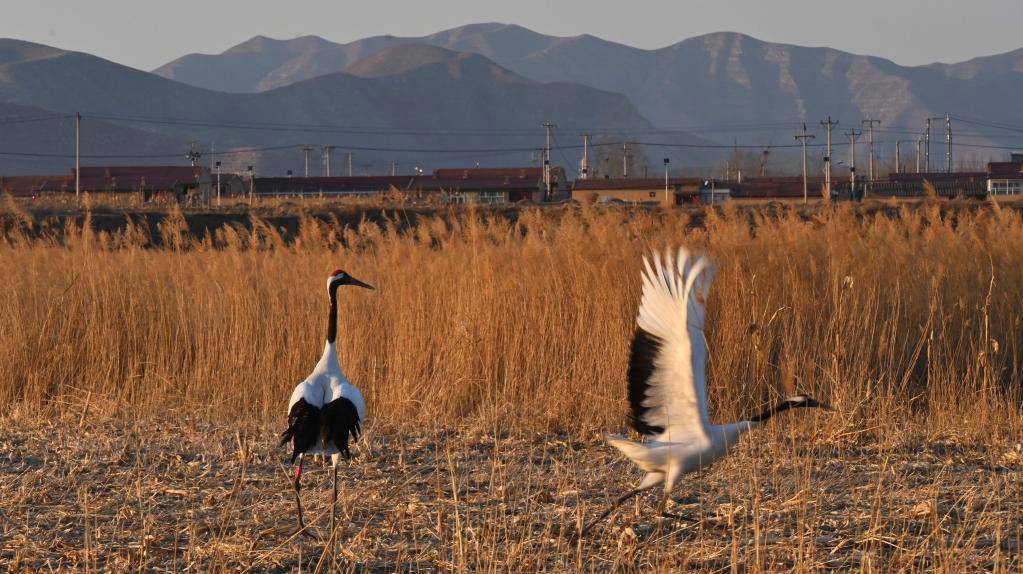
[{"left": 330, "top": 269, "right": 345, "bottom": 278}]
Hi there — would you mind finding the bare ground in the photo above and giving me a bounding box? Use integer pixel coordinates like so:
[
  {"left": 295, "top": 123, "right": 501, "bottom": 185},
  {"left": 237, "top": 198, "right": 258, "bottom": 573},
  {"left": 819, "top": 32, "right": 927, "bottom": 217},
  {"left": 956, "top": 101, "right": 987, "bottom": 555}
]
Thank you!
[{"left": 1, "top": 415, "right": 1021, "bottom": 573}]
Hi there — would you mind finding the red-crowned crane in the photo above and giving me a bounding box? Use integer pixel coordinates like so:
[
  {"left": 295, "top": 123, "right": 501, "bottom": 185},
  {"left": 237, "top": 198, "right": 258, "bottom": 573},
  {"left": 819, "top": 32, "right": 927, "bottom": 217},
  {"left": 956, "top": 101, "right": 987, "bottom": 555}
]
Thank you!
[
  {"left": 580, "top": 248, "right": 832, "bottom": 536},
  {"left": 280, "top": 269, "right": 372, "bottom": 536}
]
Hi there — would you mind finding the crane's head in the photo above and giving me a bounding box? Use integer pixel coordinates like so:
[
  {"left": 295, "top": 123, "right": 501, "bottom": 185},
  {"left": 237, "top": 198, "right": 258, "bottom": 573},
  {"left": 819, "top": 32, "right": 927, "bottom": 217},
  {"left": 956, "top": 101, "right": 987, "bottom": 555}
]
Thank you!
[
  {"left": 784, "top": 395, "right": 834, "bottom": 411},
  {"left": 749, "top": 394, "right": 834, "bottom": 423},
  {"left": 328, "top": 269, "right": 374, "bottom": 291}
]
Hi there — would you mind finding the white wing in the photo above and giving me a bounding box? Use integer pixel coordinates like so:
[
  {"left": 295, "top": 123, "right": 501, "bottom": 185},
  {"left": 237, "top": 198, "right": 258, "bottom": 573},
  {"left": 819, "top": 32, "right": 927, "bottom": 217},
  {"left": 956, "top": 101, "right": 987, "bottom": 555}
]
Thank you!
[{"left": 627, "top": 247, "right": 713, "bottom": 439}]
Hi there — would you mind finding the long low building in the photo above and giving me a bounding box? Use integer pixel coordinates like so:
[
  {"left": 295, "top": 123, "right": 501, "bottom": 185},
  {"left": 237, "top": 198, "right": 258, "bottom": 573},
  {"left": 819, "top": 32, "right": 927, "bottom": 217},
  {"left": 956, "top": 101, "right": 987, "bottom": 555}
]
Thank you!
[
  {"left": 0, "top": 166, "right": 211, "bottom": 202},
  {"left": 253, "top": 167, "right": 562, "bottom": 203},
  {"left": 871, "top": 172, "right": 988, "bottom": 198},
  {"left": 572, "top": 178, "right": 701, "bottom": 206},
  {"left": 6, "top": 158, "right": 1023, "bottom": 205},
  {"left": 0, "top": 174, "right": 74, "bottom": 196}
]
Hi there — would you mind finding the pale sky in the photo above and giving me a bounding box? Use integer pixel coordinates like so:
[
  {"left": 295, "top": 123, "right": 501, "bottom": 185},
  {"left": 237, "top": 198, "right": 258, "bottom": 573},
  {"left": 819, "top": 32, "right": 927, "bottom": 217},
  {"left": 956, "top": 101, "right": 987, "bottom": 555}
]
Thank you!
[{"left": 2, "top": 0, "right": 1021, "bottom": 71}]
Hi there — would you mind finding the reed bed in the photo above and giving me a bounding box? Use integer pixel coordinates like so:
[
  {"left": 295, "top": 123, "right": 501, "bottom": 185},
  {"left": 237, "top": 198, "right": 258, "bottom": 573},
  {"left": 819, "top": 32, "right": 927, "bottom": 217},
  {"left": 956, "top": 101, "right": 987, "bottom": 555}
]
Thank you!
[{"left": 1, "top": 201, "right": 1022, "bottom": 572}]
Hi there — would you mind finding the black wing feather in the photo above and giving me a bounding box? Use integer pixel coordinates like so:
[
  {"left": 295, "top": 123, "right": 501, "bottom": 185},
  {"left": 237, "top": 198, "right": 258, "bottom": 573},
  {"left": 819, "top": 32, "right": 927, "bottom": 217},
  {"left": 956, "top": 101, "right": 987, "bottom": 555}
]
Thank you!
[
  {"left": 627, "top": 328, "right": 666, "bottom": 435},
  {"left": 322, "top": 397, "right": 361, "bottom": 459},
  {"left": 280, "top": 398, "right": 321, "bottom": 464}
]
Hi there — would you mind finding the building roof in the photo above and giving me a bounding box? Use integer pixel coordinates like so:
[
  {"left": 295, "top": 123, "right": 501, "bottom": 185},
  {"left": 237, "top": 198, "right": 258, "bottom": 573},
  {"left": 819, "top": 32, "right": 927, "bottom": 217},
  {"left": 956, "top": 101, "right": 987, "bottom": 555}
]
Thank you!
[
  {"left": 888, "top": 171, "right": 988, "bottom": 182},
  {"left": 74, "top": 165, "right": 206, "bottom": 192},
  {"left": 0, "top": 175, "right": 73, "bottom": 196},
  {"left": 254, "top": 176, "right": 415, "bottom": 194},
  {"left": 433, "top": 167, "right": 542, "bottom": 181},
  {"left": 412, "top": 177, "right": 540, "bottom": 193},
  {"left": 253, "top": 172, "right": 542, "bottom": 194},
  {"left": 573, "top": 177, "right": 701, "bottom": 191},
  {"left": 727, "top": 182, "right": 808, "bottom": 199},
  {"left": 988, "top": 162, "right": 1023, "bottom": 178}
]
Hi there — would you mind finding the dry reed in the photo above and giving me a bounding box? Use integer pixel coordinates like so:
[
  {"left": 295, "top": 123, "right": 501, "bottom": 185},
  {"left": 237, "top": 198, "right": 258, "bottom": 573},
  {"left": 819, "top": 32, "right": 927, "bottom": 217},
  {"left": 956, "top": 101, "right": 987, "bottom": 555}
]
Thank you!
[{"left": 1, "top": 201, "right": 1021, "bottom": 572}]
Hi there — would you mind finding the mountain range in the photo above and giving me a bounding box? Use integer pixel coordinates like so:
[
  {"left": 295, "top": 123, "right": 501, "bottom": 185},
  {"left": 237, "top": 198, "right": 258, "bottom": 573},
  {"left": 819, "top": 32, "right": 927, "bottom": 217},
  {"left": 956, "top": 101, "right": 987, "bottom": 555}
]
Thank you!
[
  {"left": 2, "top": 23, "right": 1023, "bottom": 176},
  {"left": 0, "top": 37, "right": 678, "bottom": 175},
  {"left": 156, "top": 24, "right": 1023, "bottom": 138}
]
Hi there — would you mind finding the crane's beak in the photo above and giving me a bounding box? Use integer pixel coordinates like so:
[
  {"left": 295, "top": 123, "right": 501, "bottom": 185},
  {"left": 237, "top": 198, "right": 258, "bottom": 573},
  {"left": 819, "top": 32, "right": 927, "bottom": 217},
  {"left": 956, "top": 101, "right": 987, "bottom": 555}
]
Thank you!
[
  {"left": 805, "top": 397, "right": 834, "bottom": 411},
  {"left": 347, "top": 276, "right": 374, "bottom": 290}
]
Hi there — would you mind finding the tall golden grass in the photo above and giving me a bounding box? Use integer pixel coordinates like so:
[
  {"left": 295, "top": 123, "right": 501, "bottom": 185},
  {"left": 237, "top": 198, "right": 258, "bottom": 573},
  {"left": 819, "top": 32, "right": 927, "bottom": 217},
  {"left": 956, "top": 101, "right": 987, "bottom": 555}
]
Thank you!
[{"left": 1, "top": 201, "right": 1021, "bottom": 439}]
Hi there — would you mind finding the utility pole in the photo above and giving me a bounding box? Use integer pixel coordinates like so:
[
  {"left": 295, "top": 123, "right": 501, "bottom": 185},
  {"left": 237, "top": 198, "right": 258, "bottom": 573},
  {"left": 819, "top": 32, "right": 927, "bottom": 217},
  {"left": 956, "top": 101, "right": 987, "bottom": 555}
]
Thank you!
[
  {"left": 622, "top": 142, "right": 630, "bottom": 178},
  {"left": 215, "top": 161, "right": 221, "bottom": 207},
  {"left": 862, "top": 119, "right": 880, "bottom": 181},
  {"left": 322, "top": 145, "right": 335, "bottom": 177},
  {"left": 580, "top": 134, "right": 590, "bottom": 179},
  {"left": 846, "top": 129, "right": 862, "bottom": 200},
  {"left": 946, "top": 114, "right": 953, "bottom": 172},
  {"left": 895, "top": 141, "right": 902, "bottom": 174},
  {"left": 795, "top": 123, "right": 815, "bottom": 204},
  {"left": 542, "top": 122, "right": 555, "bottom": 197},
  {"left": 347, "top": 152, "right": 354, "bottom": 177},
  {"left": 302, "top": 145, "right": 313, "bottom": 177},
  {"left": 391, "top": 161, "right": 397, "bottom": 176},
  {"left": 75, "top": 112, "right": 81, "bottom": 202},
  {"left": 185, "top": 141, "right": 202, "bottom": 167},
  {"left": 916, "top": 137, "right": 922, "bottom": 173},
  {"left": 925, "top": 118, "right": 931, "bottom": 173},
  {"left": 820, "top": 116, "right": 838, "bottom": 197},
  {"left": 209, "top": 142, "right": 215, "bottom": 207}
]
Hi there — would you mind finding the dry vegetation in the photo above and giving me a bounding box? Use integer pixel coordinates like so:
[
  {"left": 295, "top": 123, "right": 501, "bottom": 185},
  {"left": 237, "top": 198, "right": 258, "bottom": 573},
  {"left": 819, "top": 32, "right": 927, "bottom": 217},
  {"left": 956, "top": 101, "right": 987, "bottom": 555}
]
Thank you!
[{"left": 1, "top": 200, "right": 1022, "bottom": 572}]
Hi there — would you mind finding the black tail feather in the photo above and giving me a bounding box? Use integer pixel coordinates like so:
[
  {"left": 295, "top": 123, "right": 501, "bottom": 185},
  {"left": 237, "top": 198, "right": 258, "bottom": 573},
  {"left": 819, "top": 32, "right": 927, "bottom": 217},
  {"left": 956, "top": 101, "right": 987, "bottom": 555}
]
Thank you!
[
  {"left": 281, "top": 398, "right": 321, "bottom": 464},
  {"left": 322, "top": 397, "right": 361, "bottom": 459}
]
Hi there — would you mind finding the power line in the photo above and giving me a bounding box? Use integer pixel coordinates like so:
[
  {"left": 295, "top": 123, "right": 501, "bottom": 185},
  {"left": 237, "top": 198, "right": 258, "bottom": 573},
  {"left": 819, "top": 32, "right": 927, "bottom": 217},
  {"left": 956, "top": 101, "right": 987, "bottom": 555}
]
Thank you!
[
  {"left": 80, "top": 111, "right": 810, "bottom": 137},
  {"left": 0, "top": 113, "right": 75, "bottom": 125},
  {"left": 550, "top": 131, "right": 579, "bottom": 179},
  {"left": 8, "top": 137, "right": 1021, "bottom": 162}
]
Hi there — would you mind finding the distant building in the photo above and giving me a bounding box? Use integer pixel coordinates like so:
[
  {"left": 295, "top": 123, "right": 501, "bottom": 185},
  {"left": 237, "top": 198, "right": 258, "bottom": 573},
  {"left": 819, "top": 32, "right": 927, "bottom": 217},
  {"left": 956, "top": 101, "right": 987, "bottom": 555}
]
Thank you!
[
  {"left": 252, "top": 167, "right": 554, "bottom": 204},
  {"left": 254, "top": 176, "right": 415, "bottom": 197},
  {"left": 75, "top": 166, "right": 212, "bottom": 203},
  {"left": 420, "top": 167, "right": 551, "bottom": 203},
  {"left": 987, "top": 160, "right": 1023, "bottom": 196},
  {"left": 871, "top": 172, "right": 988, "bottom": 198},
  {"left": 572, "top": 178, "right": 700, "bottom": 206},
  {"left": 723, "top": 176, "right": 847, "bottom": 201},
  {"left": 1, "top": 166, "right": 211, "bottom": 203},
  {"left": 0, "top": 175, "right": 73, "bottom": 197}
]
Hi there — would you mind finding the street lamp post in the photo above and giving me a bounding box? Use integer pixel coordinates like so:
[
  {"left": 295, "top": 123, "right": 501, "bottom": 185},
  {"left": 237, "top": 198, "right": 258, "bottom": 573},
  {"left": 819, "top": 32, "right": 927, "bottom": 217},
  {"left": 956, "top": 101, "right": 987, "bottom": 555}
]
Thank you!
[
  {"left": 247, "top": 165, "right": 254, "bottom": 203},
  {"left": 663, "top": 158, "right": 670, "bottom": 206}
]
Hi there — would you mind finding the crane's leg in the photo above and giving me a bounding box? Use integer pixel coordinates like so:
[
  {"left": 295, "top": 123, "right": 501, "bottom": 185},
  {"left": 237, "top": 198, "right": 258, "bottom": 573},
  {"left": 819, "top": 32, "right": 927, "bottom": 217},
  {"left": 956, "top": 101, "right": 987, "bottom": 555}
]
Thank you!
[
  {"left": 654, "top": 466, "right": 679, "bottom": 519},
  {"left": 290, "top": 455, "right": 311, "bottom": 537},
  {"left": 654, "top": 491, "right": 680, "bottom": 519},
  {"left": 577, "top": 472, "right": 663, "bottom": 538},
  {"left": 577, "top": 488, "right": 643, "bottom": 537},
  {"left": 330, "top": 463, "right": 338, "bottom": 537},
  {"left": 656, "top": 467, "right": 682, "bottom": 520}
]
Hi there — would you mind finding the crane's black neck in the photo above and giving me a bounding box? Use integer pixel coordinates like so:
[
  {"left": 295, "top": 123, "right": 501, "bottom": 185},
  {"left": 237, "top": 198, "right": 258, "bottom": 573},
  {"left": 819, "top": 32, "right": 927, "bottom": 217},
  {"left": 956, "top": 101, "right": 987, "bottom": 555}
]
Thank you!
[
  {"left": 748, "top": 397, "right": 807, "bottom": 423},
  {"left": 326, "top": 283, "right": 340, "bottom": 344}
]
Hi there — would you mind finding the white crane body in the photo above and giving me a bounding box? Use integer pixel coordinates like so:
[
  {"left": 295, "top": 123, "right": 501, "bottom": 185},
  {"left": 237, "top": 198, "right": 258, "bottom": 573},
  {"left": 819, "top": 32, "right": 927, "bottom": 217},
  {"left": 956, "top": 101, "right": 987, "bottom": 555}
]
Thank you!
[
  {"left": 580, "top": 249, "right": 830, "bottom": 536},
  {"left": 279, "top": 269, "right": 373, "bottom": 535}
]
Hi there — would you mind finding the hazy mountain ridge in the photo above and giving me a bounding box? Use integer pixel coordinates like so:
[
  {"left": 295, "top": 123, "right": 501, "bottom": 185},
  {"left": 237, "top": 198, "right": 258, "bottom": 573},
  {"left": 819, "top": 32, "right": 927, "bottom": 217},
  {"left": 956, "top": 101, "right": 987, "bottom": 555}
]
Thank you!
[
  {"left": 152, "top": 24, "right": 1023, "bottom": 147},
  {"left": 1, "top": 38, "right": 708, "bottom": 175}
]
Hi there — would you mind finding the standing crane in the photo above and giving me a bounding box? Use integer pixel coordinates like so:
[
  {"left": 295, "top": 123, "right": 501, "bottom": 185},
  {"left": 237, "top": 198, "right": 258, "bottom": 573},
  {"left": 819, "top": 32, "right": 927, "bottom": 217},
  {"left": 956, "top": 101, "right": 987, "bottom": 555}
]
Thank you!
[
  {"left": 580, "top": 248, "right": 832, "bottom": 535},
  {"left": 280, "top": 269, "right": 373, "bottom": 536}
]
